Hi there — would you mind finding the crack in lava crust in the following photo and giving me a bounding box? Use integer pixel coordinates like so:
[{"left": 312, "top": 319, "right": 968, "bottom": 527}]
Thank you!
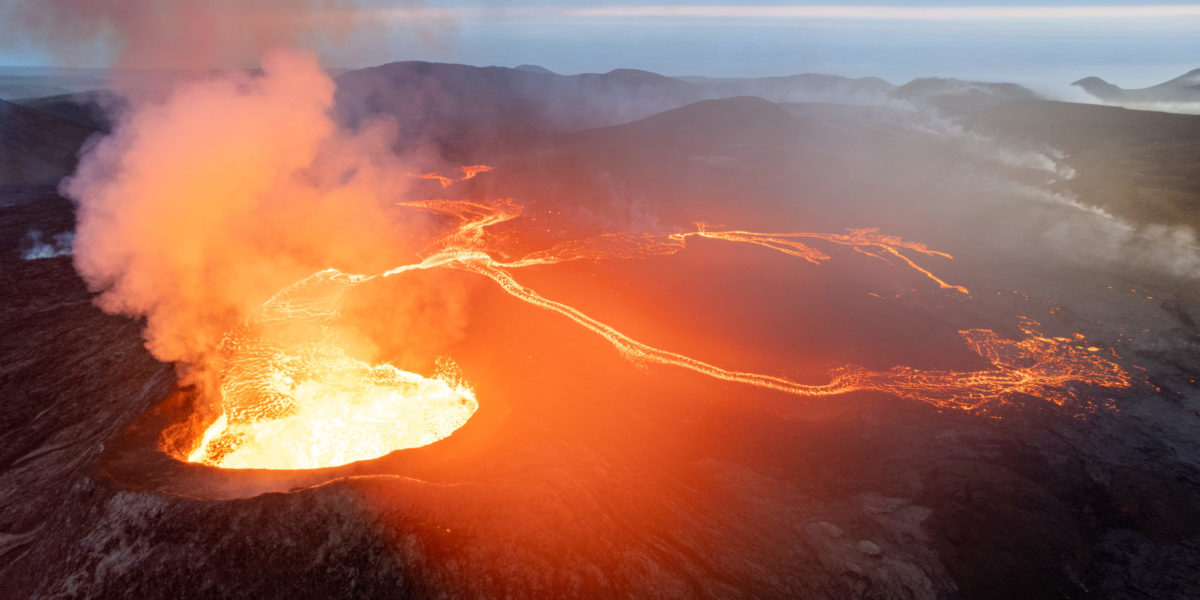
[{"left": 188, "top": 170, "right": 1132, "bottom": 470}]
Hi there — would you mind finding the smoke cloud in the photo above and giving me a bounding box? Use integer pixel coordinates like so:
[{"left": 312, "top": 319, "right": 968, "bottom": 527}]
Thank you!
[
  {"left": 0, "top": 0, "right": 403, "bottom": 69},
  {"left": 63, "top": 50, "right": 465, "bottom": 390}
]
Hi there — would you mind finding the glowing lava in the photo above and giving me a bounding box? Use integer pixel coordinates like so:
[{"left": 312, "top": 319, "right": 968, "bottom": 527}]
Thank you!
[
  {"left": 460, "top": 164, "right": 493, "bottom": 180},
  {"left": 671, "top": 226, "right": 970, "bottom": 294},
  {"left": 406, "top": 172, "right": 454, "bottom": 188},
  {"left": 406, "top": 165, "right": 494, "bottom": 188},
  {"left": 188, "top": 167, "right": 1131, "bottom": 470},
  {"left": 188, "top": 270, "right": 476, "bottom": 470}
]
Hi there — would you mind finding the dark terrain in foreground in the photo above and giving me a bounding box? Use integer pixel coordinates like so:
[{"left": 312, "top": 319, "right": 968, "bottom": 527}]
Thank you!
[{"left": 2, "top": 62, "right": 1200, "bottom": 599}]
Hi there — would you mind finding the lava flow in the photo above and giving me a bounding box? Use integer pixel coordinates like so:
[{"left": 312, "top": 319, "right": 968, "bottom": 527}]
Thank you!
[{"left": 187, "top": 167, "right": 1131, "bottom": 470}]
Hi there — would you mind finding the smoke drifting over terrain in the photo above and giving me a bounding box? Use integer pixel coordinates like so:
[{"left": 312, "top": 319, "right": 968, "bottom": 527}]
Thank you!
[
  {"left": 871, "top": 107, "right": 1200, "bottom": 286},
  {"left": 63, "top": 50, "right": 464, "bottom": 390},
  {"left": 20, "top": 228, "right": 74, "bottom": 260}
]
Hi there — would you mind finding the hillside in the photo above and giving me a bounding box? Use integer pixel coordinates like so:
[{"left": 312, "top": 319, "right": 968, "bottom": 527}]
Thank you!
[
  {"left": 1074, "top": 68, "right": 1200, "bottom": 106},
  {"left": 970, "top": 100, "right": 1200, "bottom": 229},
  {"left": 0, "top": 98, "right": 97, "bottom": 188}
]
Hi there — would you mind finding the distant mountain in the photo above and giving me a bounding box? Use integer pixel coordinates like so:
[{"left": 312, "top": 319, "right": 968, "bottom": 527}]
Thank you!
[
  {"left": 1073, "top": 68, "right": 1200, "bottom": 106},
  {"left": 333, "top": 61, "right": 1052, "bottom": 155},
  {"left": 334, "top": 61, "right": 918, "bottom": 154},
  {"left": 566, "top": 95, "right": 801, "bottom": 151},
  {"left": 1071, "top": 77, "right": 1125, "bottom": 101},
  {"left": 679, "top": 73, "right": 894, "bottom": 105},
  {"left": 891, "top": 78, "right": 1038, "bottom": 114},
  {"left": 333, "top": 61, "right": 703, "bottom": 144},
  {"left": 514, "top": 65, "right": 555, "bottom": 75},
  {"left": 487, "top": 95, "right": 812, "bottom": 229}
]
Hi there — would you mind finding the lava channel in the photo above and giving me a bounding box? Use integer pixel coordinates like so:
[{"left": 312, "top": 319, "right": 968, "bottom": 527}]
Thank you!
[{"left": 186, "top": 167, "right": 1131, "bottom": 471}]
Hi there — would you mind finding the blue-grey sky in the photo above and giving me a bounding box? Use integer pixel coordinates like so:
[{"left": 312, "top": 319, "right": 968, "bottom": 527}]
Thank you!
[{"left": 3, "top": 2, "right": 1200, "bottom": 92}]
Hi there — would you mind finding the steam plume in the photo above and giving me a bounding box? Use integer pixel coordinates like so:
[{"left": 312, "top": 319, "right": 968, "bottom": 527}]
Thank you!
[
  {"left": 20, "top": 229, "right": 75, "bottom": 260},
  {"left": 63, "top": 50, "right": 464, "bottom": 389}
]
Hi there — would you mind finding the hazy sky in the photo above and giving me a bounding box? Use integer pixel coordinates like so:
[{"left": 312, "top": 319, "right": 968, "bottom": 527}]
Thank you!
[{"left": 3, "top": 1, "right": 1200, "bottom": 93}]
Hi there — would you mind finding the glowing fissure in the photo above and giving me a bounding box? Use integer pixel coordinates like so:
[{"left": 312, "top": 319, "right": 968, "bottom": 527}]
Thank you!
[
  {"left": 189, "top": 168, "right": 1131, "bottom": 470},
  {"left": 670, "top": 227, "right": 970, "bottom": 294},
  {"left": 405, "top": 165, "right": 495, "bottom": 189}
]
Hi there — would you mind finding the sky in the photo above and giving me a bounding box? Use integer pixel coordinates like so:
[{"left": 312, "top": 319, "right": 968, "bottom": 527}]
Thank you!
[{"left": 2, "top": 1, "right": 1199, "bottom": 94}]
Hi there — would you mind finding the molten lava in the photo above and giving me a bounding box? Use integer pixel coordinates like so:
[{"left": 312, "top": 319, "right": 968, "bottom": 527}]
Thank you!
[
  {"left": 188, "top": 270, "right": 476, "bottom": 470},
  {"left": 188, "top": 166, "right": 1131, "bottom": 470},
  {"left": 406, "top": 172, "right": 454, "bottom": 188}
]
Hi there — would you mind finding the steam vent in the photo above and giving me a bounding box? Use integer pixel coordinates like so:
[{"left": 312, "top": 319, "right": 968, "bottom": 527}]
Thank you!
[{"left": 4, "top": 3, "right": 1200, "bottom": 598}]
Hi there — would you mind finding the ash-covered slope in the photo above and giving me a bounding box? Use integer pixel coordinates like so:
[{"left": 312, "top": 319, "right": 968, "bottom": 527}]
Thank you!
[
  {"left": 1073, "top": 68, "right": 1200, "bottom": 106},
  {"left": 0, "top": 98, "right": 97, "bottom": 188},
  {"left": 969, "top": 100, "right": 1200, "bottom": 229}
]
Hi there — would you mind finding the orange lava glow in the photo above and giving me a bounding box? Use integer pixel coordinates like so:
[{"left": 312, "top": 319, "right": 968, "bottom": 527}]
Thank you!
[
  {"left": 460, "top": 164, "right": 493, "bottom": 180},
  {"left": 406, "top": 172, "right": 454, "bottom": 188},
  {"left": 669, "top": 226, "right": 970, "bottom": 294},
  {"left": 188, "top": 167, "right": 1131, "bottom": 470},
  {"left": 187, "top": 270, "right": 477, "bottom": 470}
]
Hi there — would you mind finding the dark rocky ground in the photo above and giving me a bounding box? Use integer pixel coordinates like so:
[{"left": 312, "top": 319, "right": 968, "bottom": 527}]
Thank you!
[{"left": 2, "top": 63, "right": 1200, "bottom": 599}]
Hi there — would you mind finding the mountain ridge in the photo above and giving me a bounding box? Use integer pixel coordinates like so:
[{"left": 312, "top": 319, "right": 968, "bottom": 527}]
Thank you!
[{"left": 1073, "top": 68, "right": 1200, "bottom": 105}]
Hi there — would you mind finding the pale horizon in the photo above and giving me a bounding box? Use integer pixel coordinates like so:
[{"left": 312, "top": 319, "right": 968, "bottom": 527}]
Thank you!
[{"left": 1, "top": 1, "right": 1199, "bottom": 92}]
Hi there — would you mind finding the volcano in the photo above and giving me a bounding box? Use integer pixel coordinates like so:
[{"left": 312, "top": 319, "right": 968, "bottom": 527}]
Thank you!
[{"left": 3, "top": 60, "right": 1200, "bottom": 600}]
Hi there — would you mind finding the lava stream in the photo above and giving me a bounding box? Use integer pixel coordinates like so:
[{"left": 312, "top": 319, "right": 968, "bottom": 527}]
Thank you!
[{"left": 188, "top": 173, "right": 1130, "bottom": 470}]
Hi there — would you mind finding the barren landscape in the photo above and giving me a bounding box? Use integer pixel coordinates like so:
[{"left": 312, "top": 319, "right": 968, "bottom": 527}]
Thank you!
[{"left": 3, "top": 2, "right": 1200, "bottom": 597}]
